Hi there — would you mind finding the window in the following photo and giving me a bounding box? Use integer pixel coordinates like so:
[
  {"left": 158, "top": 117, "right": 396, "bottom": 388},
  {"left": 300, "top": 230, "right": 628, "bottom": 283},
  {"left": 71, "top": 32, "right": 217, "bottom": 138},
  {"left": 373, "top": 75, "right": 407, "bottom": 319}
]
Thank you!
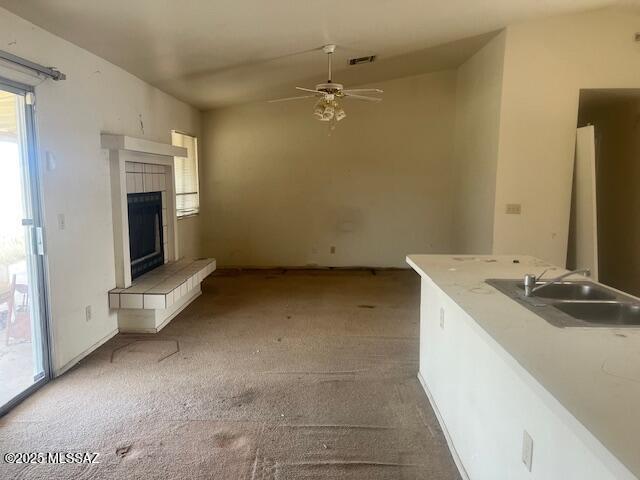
[{"left": 171, "top": 131, "right": 199, "bottom": 217}]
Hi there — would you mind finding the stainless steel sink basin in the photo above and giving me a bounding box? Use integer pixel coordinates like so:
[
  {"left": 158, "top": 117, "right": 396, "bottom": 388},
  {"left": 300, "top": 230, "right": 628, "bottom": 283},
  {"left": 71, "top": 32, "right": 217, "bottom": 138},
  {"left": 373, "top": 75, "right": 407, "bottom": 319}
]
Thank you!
[
  {"left": 486, "top": 278, "right": 640, "bottom": 328},
  {"left": 515, "top": 281, "right": 616, "bottom": 301},
  {"left": 554, "top": 302, "right": 640, "bottom": 325}
]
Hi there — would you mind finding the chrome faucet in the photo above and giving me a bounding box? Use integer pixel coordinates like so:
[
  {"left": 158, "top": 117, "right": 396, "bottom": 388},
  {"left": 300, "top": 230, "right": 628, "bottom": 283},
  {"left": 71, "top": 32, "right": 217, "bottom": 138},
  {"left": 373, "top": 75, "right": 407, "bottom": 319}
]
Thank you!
[{"left": 523, "top": 268, "right": 591, "bottom": 297}]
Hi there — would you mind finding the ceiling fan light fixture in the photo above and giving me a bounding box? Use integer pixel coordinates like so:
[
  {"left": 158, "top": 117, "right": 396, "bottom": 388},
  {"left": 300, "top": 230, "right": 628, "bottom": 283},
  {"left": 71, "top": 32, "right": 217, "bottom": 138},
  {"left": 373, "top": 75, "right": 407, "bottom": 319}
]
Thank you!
[
  {"left": 313, "top": 101, "right": 325, "bottom": 119},
  {"left": 322, "top": 104, "right": 335, "bottom": 121},
  {"left": 270, "top": 44, "right": 382, "bottom": 128}
]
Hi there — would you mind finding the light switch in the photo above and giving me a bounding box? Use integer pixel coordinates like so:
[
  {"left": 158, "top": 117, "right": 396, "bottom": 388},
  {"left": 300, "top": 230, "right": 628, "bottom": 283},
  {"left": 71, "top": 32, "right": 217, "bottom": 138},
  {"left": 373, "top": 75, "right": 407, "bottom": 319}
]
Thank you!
[
  {"left": 506, "top": 203, "right": 522, "bottom": 215},
  {"left": 57, "top": 213, "right": 65, "bottom": 230}
]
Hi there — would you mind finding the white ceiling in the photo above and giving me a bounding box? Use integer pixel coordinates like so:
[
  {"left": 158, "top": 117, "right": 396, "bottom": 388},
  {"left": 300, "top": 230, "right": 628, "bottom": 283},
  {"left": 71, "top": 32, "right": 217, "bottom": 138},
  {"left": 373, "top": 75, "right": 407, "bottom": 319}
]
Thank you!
[{"left": 0, "top": 0, "right": 618, "bottom": 110}]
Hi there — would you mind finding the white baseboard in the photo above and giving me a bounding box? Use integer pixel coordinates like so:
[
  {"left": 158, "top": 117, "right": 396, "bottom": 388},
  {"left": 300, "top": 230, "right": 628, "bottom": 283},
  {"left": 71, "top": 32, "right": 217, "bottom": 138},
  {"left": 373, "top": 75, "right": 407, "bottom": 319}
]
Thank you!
[
  {"left": 417, "top": 371, "right": 471, "bottom": 480},
  {"left": 54, "top": 328, "right": 119, "bottom": 377}
]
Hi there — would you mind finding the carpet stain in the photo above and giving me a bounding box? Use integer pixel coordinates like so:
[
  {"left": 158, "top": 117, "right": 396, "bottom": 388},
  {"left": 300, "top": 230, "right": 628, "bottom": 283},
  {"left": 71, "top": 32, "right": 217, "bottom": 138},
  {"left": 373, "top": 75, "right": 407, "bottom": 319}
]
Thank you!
[
  {"left": 232, "top": 388, "right": 258, "bottom": 406},
  {"left": 116, "top": 445, "right": 132, "bottom": 458},
  {"left": 213, "top": 430, "right": 248, "bottom": 449}
]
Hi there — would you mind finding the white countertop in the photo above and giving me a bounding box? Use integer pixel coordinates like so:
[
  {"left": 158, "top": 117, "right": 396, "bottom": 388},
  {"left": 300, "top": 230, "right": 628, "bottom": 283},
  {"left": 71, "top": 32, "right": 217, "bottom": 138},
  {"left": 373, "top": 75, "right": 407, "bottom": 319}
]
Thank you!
[{"left": 407, "top": 254, "right": 640, "bottom": 478}]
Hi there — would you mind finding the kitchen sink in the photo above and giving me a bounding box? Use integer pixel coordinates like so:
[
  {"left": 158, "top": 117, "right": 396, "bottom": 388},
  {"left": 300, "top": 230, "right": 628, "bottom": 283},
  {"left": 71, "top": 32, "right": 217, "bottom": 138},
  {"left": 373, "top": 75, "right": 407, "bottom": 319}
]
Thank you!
[
  {"left": 515, "top": 281, "right": 615, "bottom": 301},
  {"left": 486, "top": 278, "right": 640, "bottom": 328},
  {"left": 555, "top": 302, "right": 640, "bottom": 325}
]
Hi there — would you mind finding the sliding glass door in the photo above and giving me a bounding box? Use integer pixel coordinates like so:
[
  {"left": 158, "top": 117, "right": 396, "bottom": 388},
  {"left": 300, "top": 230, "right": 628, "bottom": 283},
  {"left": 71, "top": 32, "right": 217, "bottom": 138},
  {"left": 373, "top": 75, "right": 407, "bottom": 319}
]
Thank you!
[{"left": 0, "top": 81, "right": 50, "bottom": 414}]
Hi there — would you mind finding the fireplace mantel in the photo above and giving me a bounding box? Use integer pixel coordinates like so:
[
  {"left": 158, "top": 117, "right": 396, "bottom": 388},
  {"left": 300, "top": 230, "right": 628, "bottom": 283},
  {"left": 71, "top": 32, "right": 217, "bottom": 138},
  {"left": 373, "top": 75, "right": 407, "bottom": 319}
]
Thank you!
[{"left": 101, "top": 134, "right": 187, "bottom": 158}]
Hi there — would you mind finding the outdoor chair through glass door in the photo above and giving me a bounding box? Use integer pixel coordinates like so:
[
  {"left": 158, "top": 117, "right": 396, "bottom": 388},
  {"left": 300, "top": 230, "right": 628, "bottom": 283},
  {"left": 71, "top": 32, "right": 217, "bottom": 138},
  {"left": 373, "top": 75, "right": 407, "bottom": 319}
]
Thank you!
[{"left": 0, "top": 80, "right": 50, "bottom": 415}]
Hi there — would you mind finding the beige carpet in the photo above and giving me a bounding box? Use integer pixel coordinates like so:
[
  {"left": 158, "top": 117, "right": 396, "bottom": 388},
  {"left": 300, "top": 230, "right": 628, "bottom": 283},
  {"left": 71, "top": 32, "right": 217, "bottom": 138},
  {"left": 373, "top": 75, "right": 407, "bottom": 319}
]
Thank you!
[{"left": 0, "top": 269, "right": 460, "bottom": 479}]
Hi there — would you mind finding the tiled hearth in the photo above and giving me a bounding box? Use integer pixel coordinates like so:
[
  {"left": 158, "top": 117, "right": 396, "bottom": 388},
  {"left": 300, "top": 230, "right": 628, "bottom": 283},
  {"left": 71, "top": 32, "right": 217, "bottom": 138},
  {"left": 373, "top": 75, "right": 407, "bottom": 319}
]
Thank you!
[
  {"left": 108, "top": 259, "right": 216, "bottom": 310},
  {"left": 108, "top": 257, "right": 215, "bottom": 333}
]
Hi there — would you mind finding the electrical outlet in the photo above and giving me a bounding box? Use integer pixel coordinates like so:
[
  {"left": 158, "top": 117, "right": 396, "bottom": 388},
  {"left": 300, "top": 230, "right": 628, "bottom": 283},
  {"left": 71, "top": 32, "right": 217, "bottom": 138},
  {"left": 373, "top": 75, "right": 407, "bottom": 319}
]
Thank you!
[
  {"left": 85, "top": 305, "right": 92, "bottom": 322},
  {"left": 522, "top": 430, "right": 534, "bottom": 472},
  {"left": 330, "top": 246, "right": 336, "bottom": 254},
  {"left": 57, "top": 213, "right": 66, "bottom": 230},
  {"left": 439, "top": 307, "right": 445, "bottom": 329},
  {"left": 506, "top": 203, "right": 522, "bottom": 215}
]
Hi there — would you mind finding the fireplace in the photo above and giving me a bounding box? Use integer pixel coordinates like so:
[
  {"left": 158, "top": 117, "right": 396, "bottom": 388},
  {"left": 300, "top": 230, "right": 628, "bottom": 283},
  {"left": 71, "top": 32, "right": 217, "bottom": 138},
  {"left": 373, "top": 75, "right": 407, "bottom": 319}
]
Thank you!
[{"left": 128, "top": 192, "right": 164, "bottom": 279}]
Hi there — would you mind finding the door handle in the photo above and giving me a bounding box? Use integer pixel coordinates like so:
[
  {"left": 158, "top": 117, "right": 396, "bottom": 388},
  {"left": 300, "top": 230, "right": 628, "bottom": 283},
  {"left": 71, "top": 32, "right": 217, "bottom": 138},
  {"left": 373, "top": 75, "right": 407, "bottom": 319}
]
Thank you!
[{"left": 31, "top": 226, "right": 45, "bottom": 256}]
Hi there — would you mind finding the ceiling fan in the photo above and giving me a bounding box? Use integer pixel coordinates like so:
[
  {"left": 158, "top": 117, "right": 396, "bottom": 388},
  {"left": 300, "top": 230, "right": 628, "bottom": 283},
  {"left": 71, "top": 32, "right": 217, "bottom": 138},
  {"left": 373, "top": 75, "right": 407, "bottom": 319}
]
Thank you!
[{"left": 268, "top": 44, "right": 383, "bottom": 124}]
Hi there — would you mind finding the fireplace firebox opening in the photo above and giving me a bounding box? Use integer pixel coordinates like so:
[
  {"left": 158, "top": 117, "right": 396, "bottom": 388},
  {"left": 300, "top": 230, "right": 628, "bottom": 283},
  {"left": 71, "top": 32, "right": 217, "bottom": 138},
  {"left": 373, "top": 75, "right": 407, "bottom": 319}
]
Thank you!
[{"left": 128, "top": 191, "right": 164, "bottom": 279}]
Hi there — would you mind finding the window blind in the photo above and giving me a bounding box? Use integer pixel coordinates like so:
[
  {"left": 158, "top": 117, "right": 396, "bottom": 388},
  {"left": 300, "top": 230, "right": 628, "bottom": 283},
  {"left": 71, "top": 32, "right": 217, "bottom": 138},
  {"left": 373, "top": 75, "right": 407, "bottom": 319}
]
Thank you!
[{"left": 171, "top": 131, "right": 199, "bottom": 217}]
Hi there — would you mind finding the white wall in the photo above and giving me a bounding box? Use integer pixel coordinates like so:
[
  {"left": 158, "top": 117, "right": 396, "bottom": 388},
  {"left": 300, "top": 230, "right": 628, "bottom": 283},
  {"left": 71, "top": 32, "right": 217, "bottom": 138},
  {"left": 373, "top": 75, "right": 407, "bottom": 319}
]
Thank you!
[
  {"left": 451, "top": 32, "right": 506, "bottom": 254},
  {"left": 177, "top": 216, "right": 201, "bottom": 259},
  {"left": 492, "top": 8, "right": 640, "bottom": 266},
  {"left": 0, "top": 7, "right": 201, "bottom": 373},
  {"left": 199, "top": 71, "right": 458, "bottom": 268}
]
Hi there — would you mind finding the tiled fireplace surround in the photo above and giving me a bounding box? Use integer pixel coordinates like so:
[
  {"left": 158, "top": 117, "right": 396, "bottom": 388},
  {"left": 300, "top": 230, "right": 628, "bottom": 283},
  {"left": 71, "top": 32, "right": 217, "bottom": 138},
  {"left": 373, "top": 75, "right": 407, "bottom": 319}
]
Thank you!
[{"left": 102, "top": 135, "right": 215, "bottom": 333}]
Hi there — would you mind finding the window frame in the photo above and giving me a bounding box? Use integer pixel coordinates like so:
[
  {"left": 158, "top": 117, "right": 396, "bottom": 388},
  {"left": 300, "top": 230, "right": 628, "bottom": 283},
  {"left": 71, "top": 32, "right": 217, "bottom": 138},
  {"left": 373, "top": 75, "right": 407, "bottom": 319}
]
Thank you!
[{"left": 171, "top": 130, "right": 200, "bottom": 219}]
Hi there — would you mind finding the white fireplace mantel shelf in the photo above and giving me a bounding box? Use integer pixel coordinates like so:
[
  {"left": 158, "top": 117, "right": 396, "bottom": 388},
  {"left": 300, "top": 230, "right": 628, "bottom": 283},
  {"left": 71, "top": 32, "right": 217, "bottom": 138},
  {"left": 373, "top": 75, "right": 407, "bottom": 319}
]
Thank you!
[{"left": 101, "top": 134, "right": 187, "bottom": 158}]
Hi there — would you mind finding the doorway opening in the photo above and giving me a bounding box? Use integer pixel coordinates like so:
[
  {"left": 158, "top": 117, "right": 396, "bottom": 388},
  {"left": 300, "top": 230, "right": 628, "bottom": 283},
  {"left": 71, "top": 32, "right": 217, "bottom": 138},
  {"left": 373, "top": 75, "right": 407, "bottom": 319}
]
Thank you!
[{"left": 569, "top": 89, "right": 640, "bottom": 297}]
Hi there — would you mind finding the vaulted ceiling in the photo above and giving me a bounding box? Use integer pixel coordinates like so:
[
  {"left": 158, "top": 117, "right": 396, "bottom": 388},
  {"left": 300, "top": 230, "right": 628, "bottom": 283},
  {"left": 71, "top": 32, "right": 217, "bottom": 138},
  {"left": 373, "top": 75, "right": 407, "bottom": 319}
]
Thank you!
[{"left": 0, "top": 0, "right": 618, "bottom": 109}]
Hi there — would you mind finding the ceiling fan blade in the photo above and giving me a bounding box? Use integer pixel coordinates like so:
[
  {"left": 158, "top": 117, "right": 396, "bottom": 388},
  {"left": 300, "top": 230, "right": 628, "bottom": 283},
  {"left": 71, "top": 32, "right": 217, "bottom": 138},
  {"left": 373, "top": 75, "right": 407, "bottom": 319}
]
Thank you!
[
  {"left": 268, "top": 95, "right": 318, "bottom": 103},
  {"left": 342, "top": 88, "right": 384, "bottom": 94},
  {"left": 342, "top": 93, "right": 383, "bottom": 102},
  {"left": 295, "top": 86, "right": 325, "bottom": 95}
]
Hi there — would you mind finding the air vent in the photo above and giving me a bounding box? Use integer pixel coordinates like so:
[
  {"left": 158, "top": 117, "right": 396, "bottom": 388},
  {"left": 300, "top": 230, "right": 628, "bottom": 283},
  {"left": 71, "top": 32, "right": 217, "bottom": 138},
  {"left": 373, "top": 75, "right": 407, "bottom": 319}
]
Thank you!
[{"left": 348, "top": 55, "right": 376, "bottom": 66}]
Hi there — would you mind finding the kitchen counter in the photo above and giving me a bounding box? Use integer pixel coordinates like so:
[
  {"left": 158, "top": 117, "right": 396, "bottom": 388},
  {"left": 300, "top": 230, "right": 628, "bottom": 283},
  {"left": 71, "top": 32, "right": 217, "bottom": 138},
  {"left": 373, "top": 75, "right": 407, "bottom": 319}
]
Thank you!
[{"left": 407, "top": 254, "right": 640, "bottom": 479}]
